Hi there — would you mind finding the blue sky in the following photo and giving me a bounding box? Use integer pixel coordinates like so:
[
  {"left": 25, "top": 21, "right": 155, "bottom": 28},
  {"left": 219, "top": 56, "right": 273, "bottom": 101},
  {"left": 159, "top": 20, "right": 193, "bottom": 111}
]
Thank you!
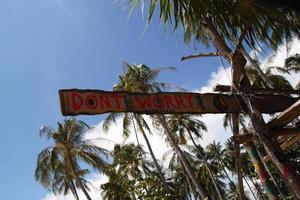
[{"left": 0, "top": 1, "right": 224, "bottom": 199}]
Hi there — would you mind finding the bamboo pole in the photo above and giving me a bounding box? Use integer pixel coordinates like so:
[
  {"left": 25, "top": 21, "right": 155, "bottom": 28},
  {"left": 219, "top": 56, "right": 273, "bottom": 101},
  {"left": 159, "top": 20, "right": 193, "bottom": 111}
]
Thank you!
[{"left": 243, "top": 137, "right": 280, "bottom": 199}]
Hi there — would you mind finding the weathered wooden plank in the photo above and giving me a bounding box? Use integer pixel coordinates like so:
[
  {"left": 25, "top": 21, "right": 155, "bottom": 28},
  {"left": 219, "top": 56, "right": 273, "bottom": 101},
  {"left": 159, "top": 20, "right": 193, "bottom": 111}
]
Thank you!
[
  {"left": 234, "top": 128, "right": 300, "bottom": 144},
  {"left": 264, "top": 135, "right": 300, "bottom": 162},
  {"left": 59, "top": 89, "right": 299, "bottom": 116},
  {"left": 268, "top": 99, "right": 300, "bottom": 129},
  {"left": 280, "top": 135, "right": 300, "bottom": 150}
]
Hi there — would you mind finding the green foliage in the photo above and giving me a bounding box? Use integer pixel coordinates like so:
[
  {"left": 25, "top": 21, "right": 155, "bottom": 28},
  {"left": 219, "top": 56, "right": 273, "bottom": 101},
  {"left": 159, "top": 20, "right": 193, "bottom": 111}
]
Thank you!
[
  {"left": 101, "top": 144, "right": 176, "bottom": 200},
  {"left": 128, "top": 0, "right": 300, "bottom": 50},
  {"left": 35, "top": 118, "right": 110, "bottom": 199}
]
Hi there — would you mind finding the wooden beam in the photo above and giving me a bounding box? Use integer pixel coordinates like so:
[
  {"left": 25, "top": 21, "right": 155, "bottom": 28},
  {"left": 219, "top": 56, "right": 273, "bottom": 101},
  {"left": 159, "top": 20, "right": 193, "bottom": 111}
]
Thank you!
[
  {"left": 264, "top": 135, "right": 300, "bottom": 162},
  {"left": 277, "top": 128, "right": 300, "bottom": 143},
  {"left": 214, "top": 84, "right": 300, "bottom": 95},
  {"left": 268, "top": 99, "right": 300, "bottom": 129},
  {"left": 280, "top": 135, "right": 300, "bottom": 150},
  {"left": 233, "top": 128, "right": 300, "bottom": 144}
]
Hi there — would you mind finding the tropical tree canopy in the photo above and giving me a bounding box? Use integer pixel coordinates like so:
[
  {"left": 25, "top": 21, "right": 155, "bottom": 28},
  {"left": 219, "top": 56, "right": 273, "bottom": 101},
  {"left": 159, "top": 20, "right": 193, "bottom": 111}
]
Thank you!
[
  {"left": 35, "top": 118, "right": 110, "bottom": 200},
  {"left": 129, "top": 0, "right": 300, "bottom": 50}
]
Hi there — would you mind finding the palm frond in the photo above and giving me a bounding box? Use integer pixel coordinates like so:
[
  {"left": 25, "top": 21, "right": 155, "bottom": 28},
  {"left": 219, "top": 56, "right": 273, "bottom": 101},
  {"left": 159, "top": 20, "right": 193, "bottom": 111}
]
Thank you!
[
  {"left": 103, "top": 112, "right": 122, "bottom": 132},
  {"left": 123, "top": 113, "right": 132, "bottom": 138}
]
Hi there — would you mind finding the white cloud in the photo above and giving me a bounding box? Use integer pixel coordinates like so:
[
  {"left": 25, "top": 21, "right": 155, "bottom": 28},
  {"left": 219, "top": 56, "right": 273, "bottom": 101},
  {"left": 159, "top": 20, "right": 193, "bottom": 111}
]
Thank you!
[
  {"left": 196, "top": 66, "right": 233, "bottom": 145},
  {"left": 199, "top": 66, "right": 232, "bottom": 93}
]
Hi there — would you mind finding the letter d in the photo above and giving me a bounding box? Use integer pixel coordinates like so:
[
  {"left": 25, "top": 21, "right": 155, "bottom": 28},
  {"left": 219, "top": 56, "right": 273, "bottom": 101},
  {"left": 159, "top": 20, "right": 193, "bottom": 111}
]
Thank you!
[{"left": 71, "top": 93, "right": 83, "bottom": 111}]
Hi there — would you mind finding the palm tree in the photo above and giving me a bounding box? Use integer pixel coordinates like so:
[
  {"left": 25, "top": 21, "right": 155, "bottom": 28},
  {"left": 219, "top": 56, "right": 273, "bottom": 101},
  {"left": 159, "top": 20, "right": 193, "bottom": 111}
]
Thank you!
[
  {"left": 112, "top": 62, "right": 210, "bottom": 199},
  {"left": 166, "top": 114, "right": 224, "bottom": 200},
  {"left": 101, "top": 143, "right": 171, "bottom": 199},
  {"left": 101, "top": 168, "right": 134, "bottom": 200},
  {"left": 281, "top": 54, "right": 300, "bottom": 88},
  {"left": 206, "top": 141, "right": 233, "bottom": 184},
  {"left": 107, "top": 144, "right": 147, "bottom": 199},
  {"left": 35, "top": 118, "right": 110, "bottom": 200},
  {"left": 205, "top": 140, "right": 257, "bottom": 200},
  {"left": 284, "top": 54, "right": 300, "bottom": 73},
  {"left": 245, "top": 60, "right": 294, "bottom": 90},
  {"left": 163, "top": 146, "right": 199, "bottom": 199},
  {"left": 103, "top": 62, "right": 171, "bottom": 193}
]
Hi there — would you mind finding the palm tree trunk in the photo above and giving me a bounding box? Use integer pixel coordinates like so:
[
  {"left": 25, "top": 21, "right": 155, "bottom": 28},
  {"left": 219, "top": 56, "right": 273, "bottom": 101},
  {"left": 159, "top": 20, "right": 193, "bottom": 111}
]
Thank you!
[
  {"left": 242, "top": 159, "right": 266, "bottom": 199},
  {"left": 66, "top": 152, "right": 92, "bottom": 200},
  {"left": 256, "top": 147, "right": 286, "bottom": 199},
  {"left": 186, "top": 129, "right": 223, "bottom": 200},
  {"left": 240, "top": 159, "right": 266, "bottom": 200},
  {"left": 232, "top": 114, "right": 246, "bottom": 200},
  {"left": 132, "top": 115, "right": 141, "bottom": 145},
  {"left": 178, "top": 159, "right": 197, "bottom": 199},
  {"left": 157, "top": 115, "right": 209, "bottom": 200},
  {"left": 135, "top": 118, "right": 170, "bottom": 193},
  {"left": 243, "top": 176, "right": 258, "bottom": 200},
  {"left": 243, "top": 168, "right": 267, "bottom": 200},
  {"left": 203, "top": 17, "right": 232, "bottom": 61},
  {"left": 216, "top": 156, "right": 235, "bottom": 188}
]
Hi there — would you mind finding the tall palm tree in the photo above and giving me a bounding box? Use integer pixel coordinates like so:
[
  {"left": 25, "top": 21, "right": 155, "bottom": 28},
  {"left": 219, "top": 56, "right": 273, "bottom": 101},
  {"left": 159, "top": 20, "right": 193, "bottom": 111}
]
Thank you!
[
  {"left": 206, "top": 141, "right": 233, "bottom": 184},
  {"left": 103, "top": 62, "right": 172, "bottom": 192},
  {"left": 166, "top": 114, "right": 224, "bottom": 200},
  {"left": 35, "top": 118, "right": 110, "bottom": 200},
  {"left": 245, "top": 60, "right": 294, "bottom": 90},
  {"left": 163, "top": 146, "right": 199, "bottom": 199},
  {"left": 102, "top": 143, "right": 171, "bottom": 199},
  {"left": 280, "top": 53, "right": 300, "bottom": 88},
  {"left": 284, "top": 53, "right": 300, "bottom": 73},
  {"left": 113, "top": 62, "right": 210, "bottom": 199}
]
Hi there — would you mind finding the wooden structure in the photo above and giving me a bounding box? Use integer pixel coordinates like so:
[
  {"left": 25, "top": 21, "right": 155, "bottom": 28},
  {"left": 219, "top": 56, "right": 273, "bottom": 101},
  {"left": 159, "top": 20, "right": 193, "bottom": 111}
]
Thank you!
[{"left": 59, "top": 87, "right": 300, "bottom": 199}]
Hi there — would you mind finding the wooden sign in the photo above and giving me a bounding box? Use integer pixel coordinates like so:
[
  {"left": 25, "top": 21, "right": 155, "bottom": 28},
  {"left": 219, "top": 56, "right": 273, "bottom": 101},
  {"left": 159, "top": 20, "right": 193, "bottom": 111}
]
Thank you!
[{"left": 59, "top": 89, "right": 299, "bottom": 116}]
